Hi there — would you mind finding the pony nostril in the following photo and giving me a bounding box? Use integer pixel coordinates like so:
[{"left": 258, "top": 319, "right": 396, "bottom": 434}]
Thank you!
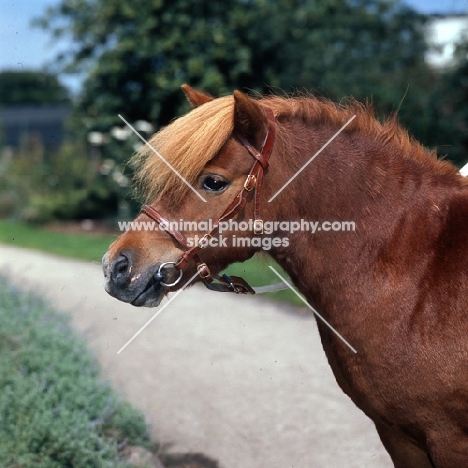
[
  {"left": 112, "top": 253, "right": 132, "bottom": 286},
  {"left": 117, "top": 259, "right": 128, "bottom": 274}
]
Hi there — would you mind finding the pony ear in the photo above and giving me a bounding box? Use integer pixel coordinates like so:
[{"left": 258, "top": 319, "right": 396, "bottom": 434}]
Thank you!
[
  {"left": 181, "top": 84, "right": 214, "bottom": 108},
  {"left": 233, "top": 90, "right": 269, "bottom": 150}
]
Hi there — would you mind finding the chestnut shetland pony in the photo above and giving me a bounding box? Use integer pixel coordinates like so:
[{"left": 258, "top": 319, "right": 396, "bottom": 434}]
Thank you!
[{"left": 103, "top": 85, "right": 468, "bottom": 467}]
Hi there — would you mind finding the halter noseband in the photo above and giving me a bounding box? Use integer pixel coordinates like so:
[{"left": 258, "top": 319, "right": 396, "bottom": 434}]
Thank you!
[{"left": 141, "top": 106, "right": 276, "bottom": 294}]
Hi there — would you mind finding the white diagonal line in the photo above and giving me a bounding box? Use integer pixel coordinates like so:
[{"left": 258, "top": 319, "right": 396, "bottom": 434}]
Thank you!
[
  {"left": 268, "top": 266, "right": 357, "bottom": 353},
  {"left": 460, "top": 162, "right": 468, "bottom": 177},
  {"left": 118, "top": 114, "right": 207, "bottom": 203},
  {"left": 268, "top": 115, "right": 356, "bottom": 202},
  {"left": 117, "top": 270, "right": 200, "bottom": 354}
]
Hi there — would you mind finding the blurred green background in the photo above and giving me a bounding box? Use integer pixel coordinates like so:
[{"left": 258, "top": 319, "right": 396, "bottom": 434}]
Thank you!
[{"left": 0, "top": 0, "right": 467, "bottom": 227}]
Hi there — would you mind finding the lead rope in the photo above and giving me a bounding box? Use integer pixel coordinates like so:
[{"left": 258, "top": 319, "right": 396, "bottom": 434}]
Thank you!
[{"left": 252, "top": 282, "right": 289, "bottom": 294}]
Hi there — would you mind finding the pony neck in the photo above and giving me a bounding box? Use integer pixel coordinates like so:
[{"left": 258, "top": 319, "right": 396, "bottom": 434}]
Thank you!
[{"left": 267, "top": 120, "right": 461, "bottom": 311}]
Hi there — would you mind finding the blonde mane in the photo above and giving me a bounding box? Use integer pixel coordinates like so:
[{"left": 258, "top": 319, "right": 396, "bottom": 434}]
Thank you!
[
  {"left": 132, "top": 96, "right": 235, "bottom": 204},
  {"left": 132, "top": 93, "right": 458, "bottom": 203}
]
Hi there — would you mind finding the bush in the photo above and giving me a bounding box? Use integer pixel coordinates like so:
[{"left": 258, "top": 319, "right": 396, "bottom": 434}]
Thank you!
[
  {"left": 0, "top": 139, "right": 131, "bottom": 223},
  {"left": 0, "top": 277, "right": 154, "bottom": 467}
]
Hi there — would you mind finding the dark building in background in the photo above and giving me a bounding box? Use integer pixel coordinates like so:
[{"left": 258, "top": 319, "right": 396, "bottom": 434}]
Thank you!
[{"left": 0, "top": 105, "right": 71, "bottom": 152}]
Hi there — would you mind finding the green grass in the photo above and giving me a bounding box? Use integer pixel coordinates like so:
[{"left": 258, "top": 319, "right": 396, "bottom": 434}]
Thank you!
[
  {"left": 0, "top": 220, "right": 303, "bottom": 306},
  {"left": 0, "top": 220, "right": 118, "bottom": 263},
  {"left": 0, "top": 276, "right": 154, "bottom": 467}
]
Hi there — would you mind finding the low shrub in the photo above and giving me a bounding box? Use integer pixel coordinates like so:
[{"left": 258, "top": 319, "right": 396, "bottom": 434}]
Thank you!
[{"left": 0, "top": 277, "right": 154, "bottom": 467}]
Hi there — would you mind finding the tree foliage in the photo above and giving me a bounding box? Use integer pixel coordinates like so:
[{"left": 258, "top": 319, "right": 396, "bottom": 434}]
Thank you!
[
  {"left": 444, "top": 41, "right": 468, "bottom": 164},
  {"left": 36, "top": 0, "right": 430, "bottom": 130},
  {"left": 0, "top": 70, "right": 70, "bottom": 106}
]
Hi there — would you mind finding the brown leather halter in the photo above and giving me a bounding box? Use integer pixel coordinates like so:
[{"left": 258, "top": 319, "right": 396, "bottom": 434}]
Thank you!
[{"left": 141, "top": 106, "right": 276, "bottom": 294}]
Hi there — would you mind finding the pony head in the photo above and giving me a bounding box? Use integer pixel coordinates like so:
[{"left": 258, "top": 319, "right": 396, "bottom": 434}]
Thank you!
[{"left": 103, "top": 85, "right": 278, "bottom": 306}]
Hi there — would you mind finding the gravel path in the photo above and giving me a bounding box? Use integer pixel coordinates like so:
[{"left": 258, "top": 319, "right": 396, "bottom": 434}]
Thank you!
[{"left": 0, "top": 244, "right": 392, "bottom": 468}]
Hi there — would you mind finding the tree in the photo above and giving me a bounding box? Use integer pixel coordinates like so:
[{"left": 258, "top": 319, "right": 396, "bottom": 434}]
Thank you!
[
  {"left": 0, "top": 70, "right": 70, "bottom": 105},
  {"left": 442, "top": 40, "right": 468, "bottom": 166},
  {"left": 237, "top": 0, "right": 435, "bottom": 146},
  {"left": 36, "top": 0, "right": 431, "bottom": 131},
  {"left": 35, "top": 0, "right": 253, "bottom": 133},
  {"left": 403, "top": 39, "right": 468, "bottom": 168}
]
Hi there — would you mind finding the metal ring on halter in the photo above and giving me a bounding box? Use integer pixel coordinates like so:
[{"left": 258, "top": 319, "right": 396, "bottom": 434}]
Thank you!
[{"left": 157, "top": 261, "right": 183, "bottom": 288}]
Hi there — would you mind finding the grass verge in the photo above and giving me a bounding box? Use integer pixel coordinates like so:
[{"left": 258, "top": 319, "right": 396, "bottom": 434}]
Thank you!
[
  {"left": 0, "top": 276, "right": 154, "bottom": 467},
  {"left": 0, "top": 220, "right": 118, "bottom": 263}
]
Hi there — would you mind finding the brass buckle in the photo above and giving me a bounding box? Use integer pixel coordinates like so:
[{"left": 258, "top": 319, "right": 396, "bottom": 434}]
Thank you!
[
  {"left": 244, "top": 175, "right": 256, "bottom": 191},
  {"left": 253, "top": 219, "right": 263, "bottom": 235},
  {"left": 197, "top": 263, "right": 211, "bottom": 279}
]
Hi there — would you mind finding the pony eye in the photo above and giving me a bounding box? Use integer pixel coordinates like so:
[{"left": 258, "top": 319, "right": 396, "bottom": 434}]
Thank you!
[{"left": 202, "top": 175, "right": 229, "bottom": 192}]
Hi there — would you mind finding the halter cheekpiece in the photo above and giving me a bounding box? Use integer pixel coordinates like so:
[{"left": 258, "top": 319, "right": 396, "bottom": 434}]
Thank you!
[{"left": 142, "top": 106, "right": 276, "bottom": 294}]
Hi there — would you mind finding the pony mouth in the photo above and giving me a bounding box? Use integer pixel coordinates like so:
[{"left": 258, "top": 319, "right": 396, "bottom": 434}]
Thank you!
[
  {"left": 131, "top": 276, "right": 166, "bottom": 307},
  {"left": 103, "top": 254, "right": 181, "bottom": 308}
]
